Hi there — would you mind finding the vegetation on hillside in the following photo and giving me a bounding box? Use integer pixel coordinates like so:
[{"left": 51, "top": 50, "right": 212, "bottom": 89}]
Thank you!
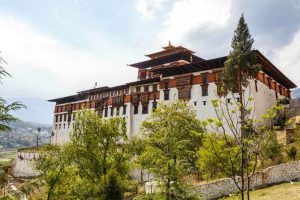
[{"left": 0, "top": 55, "right": 25, "bottom": 197}]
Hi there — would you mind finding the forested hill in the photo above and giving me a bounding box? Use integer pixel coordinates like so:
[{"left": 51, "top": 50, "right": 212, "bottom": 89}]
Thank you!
[{"left": 0, "top": 121, "right": 52, "bottom": 149}]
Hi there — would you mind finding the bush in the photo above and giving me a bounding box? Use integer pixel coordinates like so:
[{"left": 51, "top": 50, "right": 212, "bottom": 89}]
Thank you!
[{"left": 287, "top": 146, "right": 297, "bottom": 161}]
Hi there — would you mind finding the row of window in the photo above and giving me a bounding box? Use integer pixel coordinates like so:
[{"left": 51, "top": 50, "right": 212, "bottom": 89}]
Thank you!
[
  {"left": 163, "top": 84, "right": 209, "bottom": 101},
  {"left": 55, "top": 113, "right": 76, "bottom": 123},
  {"left": 135, "top": 84, "right": 158, "bottom": 93},
  {"left": 89, "top": 88, "right": 129, "bottom": 100},
  {"left": 105, "top": 105, "right": 127, "bottom": 117},
  {"left": 133, "top": 102, "right": 157, "bottom": 115},
  {"left": 55, "top": 123, "right": 71, "bottom": 130}
]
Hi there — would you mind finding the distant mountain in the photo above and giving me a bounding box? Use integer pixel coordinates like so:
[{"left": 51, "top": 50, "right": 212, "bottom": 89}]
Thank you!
[
  {"left": 5, "top": 97, "right": 55, "bottom": 125},
  {"left": 291, "top": 88, "right": 300, "bottom": 99},
  {"left": 0, "top": 121, "right": 52, "bottom": 149}
]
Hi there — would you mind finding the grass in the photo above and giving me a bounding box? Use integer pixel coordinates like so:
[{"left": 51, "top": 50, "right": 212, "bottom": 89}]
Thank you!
[
  {"left": 223, "top": 181, "right": 300, "bottom": 200},
  {"left": 0, "top": 149, "right": 16, "bottom": 165}
]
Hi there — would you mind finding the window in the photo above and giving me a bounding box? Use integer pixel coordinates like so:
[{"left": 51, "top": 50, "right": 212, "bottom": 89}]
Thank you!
[
  {"left": 194, "top": 101, "right": 197, "bottom": 106},
  {"left": 140, "top": 70, "right": 146, "bottom": 80},
  {"left": 110, "top": 107, "right": 114, "bottom": 116},
  {"left": 73, "top": 113, "right": 76, "bottom": 121},
  {"left": 136, "top": 86, "right": 141, "bottom": 93},
  {"left": 142, "top": 104, "right": 148, "bottom": 114},
  {"left": 55, "top": 115, "right": 58, "bottom": 123},
  {"left": 59, "top": 124, "right": 61, "bottom": 129},
  {"left": 123, "top": 105, "right": 127, "bottom": 115},
  {"left": 275, "top": 92, "right": 278, "bottom": 99},
  {"left": 153, "top": 84, "right": 157, "bottom": 92},
  {"left": 178, "top": 87, "right": 191, "bottom": 100},
  {"left": 236, "top": 97, "right": 240, "bottom": 102},
  {"left": 203, "top": 101, "right": 207, "bottom": 106},
  {"left": 60, "top": 114, "right": 62, "bottom": 122},
  {"left": 227, "top": 98, "right": 231, "bottom": 103},
  {"left": 134, "top": 105, "right": 139, "bottom": 114},
  {"left": 144, "top": 85, "right": 149, "bottom": 92},
  {"left": 202, "top": 73, "right": 208, "bottom": 84},
  {"left": 68, "top": 123, "right": 70, "bottom": 129},
  {"left": 104, "top": 107, "right": 108, "bottom": 117},
  {"left": 267, "top": 77, "right": 271, "bottom": 89},
  {"left": 163, "top": 79, "right": 169, "bottom": 89},
  {"left": 64, "top": 114, "right": 67, "bottom": 121},
  {"left": 95, "top": 101, "right": 102, "bottom": 108},
  {"left": 176, "top": 76, "right": 192, "bottom": 87},
  {"left": 112, "top": 96, "right": 124, "bottom": 106},
  {"left": 68, "top": 114, "right": 72, "bottom": 122},
  {"left": 116, "top": 107, "right": 120, "bottom": 116},
  {"left": 55, "top": 125, "right": 57, "bottom": 130},
  {"left": 152, "top": 101, "right": 157, "bottom": 111},
  {"left": 255, "top": 80, "right": 258, "bottom": 92},
  {"left": 164, "top": 89, "right": 170, "bottom": 100},
  {"left": 63, "top": 124, "right": 66, "bottom": 129},
  {"left": 201, "top": 85, "right": 208, "bottom": 96},
  {"left": 215, "top": 72, "right": 223, "bottom": 82}
]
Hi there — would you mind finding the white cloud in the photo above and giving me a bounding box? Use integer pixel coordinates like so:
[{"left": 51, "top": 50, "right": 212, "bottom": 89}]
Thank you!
[
  {"left": 159, "top": 0, "right": 233, "bottom": 43},
  {"left": 0, "top": 15, "right": 137, "bottom": 99},
  {"left": 273, "top": 30, "right": 300, "bottom": 87},
  {"left": 135, "top": 0, "right": 168, "bottom": 19}
]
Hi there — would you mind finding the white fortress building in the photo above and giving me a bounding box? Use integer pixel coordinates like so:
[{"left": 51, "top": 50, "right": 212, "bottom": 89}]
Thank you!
[{"left": 49, "top": 43, "right": 297, "bottom": 144}]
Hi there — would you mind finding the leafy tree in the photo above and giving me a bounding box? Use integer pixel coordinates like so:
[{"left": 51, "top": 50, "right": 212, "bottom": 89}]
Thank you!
[
  {"left": 140, "top": 100, "right": 203, "bottom": 200},
  {"left": 0, "top": 55, "right": 25, "bottom": 194},
  {"left": 287, "top": 146, "right": 297, "bottom": 161},
  {"left": 67, "top": 110, "right": 131, "bottom": 199},
  {"left": 128, "top": 136, "right": 150, "bottom": 183},
  {"left": 263, "top": 134, "right": 282, "bottom": 164},
  {"left": 37, "top": 111, "right": 135, "bottom": 199},
  {"left": 198, "top": 133, "right": 241, "bottom": 181},
  {"left": 36, "top": 145, "right": 83, "bottom": 200},
  {"left": 223, "top": 15, "right": 259, "bottom": 198},
  {"left": 203, "top": 14, "right": 284, "bottom": 200}
]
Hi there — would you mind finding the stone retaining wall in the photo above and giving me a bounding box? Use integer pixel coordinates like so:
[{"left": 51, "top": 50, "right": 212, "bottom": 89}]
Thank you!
[
  {"left": 198, "top": 160, "right": 300, "bottom": 199},
  {"left": 145, "top": 160, "right": 300, "bottom": 199}
]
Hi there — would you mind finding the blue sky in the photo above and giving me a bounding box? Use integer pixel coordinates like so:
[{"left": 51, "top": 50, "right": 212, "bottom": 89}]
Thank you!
[{"left": 0, "top": 0, "right": 300, "bottom": 123}]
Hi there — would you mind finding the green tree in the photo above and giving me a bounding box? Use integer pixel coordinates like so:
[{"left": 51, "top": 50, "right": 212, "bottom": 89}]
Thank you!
[
  {"left": 218, "top": 14, "right": 259, "bottom": 200},
  {"left": 263, "top": 134, "right": 282, "bottom": 164},
  {"left": 202, "top": 14, "right": 287, "bottom": 200},
  {"left": 287, "top": 146, "right": 297, "bottom": 161},
  {"left": 0, "top": 55, "right": 25, "bottom": 195},
  {"left": 140, "top": 100, "right": 203, "bottom": 200},
  {"left": 36, "top": 145, "right": 84, "bottom": 200},
  {"left": 197, "top": 133, "right": 241, "bottom": 181},
  {"left": 128, "top": 136, "right": 150, "bottom": 183},
  {"left": 37, "top": 111, "right": 135, "bottom": 199},
  {"left": 68, "top": 110, "right": 131, "bottom": 199}
]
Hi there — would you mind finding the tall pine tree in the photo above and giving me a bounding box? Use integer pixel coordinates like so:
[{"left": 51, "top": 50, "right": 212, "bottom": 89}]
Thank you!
[{"left": 223, "top": 14, "right": 259, "bottom": 200}]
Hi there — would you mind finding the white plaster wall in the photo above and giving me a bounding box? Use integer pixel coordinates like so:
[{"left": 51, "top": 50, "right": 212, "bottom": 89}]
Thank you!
[
  {"left": 250, "top": 79, "right": 285, "bottom": 120},
  {"left": 50, "top": 75, "right": 286, "bottom": 144},
  {"left": 12, "top": 152, "right": 40, "bottom": 178}
]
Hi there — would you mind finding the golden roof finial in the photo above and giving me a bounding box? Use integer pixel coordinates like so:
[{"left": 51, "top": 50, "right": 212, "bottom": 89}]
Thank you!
[{"left": 168, "top": 40, "right": 172, "bottom": 47}]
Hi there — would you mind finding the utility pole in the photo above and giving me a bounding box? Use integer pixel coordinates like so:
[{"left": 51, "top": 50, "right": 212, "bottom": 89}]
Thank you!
[{"left": 36, "top": 127, "right": 41, "bottom": 148}]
